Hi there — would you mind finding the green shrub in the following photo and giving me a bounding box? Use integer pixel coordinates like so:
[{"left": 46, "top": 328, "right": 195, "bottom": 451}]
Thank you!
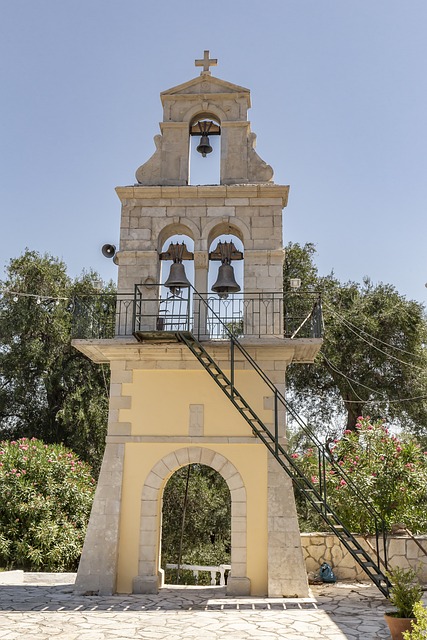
[
  {"left": 387, "top": 566, "right": 423, "bottom": 618},
  {"left": 403, "top": 601, "right": 427, "bottom": 639},
  {"left": 0, "top": 438, "right": 95, "bottom": 571}
]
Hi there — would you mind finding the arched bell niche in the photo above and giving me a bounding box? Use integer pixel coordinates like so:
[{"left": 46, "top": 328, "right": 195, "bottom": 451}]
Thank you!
[
  {"left": 159, "top": 235, "right": 194, "bottom": 289},
  {"left": 208, "top": 234, "right": 244, "bottom": 294},
  {"left": 207, "top": 231, "right": 244, "bottom": 339},
  {"left": 189, "top": 114, "right": 221, "bottom": 186},
  {"left": 157, "top": 229, "right": 194, "bottom": 331}
]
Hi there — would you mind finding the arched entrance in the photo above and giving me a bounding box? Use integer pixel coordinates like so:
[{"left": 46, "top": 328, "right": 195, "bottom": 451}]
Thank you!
[
  {"left": 161, "top": 464, "right": 231, "bottom": 585},
  {"left": 132, "top": 447, "right": 250, "bottom": 595}
]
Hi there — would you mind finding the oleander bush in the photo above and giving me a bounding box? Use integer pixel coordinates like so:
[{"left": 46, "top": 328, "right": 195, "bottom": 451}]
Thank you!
[
  {"left": 0, "top": 438, "right": 95, "bottom": 571},
  {"left": 294, "top": 417, "right": 427, "bottom": 533}
]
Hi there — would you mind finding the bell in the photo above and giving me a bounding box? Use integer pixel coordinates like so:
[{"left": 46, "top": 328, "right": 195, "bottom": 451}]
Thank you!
[
  {"left": 196, "top": 134, "right": 213, "bottom": 157},
  {"left": 164, "top": 261, "right": 191, "bottom": 295},
  {"left": 212, "top": 263, "right": 241, "bottom": 298}
]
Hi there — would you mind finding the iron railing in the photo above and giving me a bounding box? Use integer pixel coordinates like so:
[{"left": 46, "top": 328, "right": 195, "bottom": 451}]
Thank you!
[
  {"left": 71, "top": 286, "right": 323, "bottom": 340},
  {"left": 70, "top": 293, "right": 134, "bottom": 339}
]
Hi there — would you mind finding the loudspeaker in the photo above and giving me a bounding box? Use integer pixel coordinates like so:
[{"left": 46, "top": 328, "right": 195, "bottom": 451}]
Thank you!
[{"left": 102, "top": 244, "right": 116, "bottom": 259}]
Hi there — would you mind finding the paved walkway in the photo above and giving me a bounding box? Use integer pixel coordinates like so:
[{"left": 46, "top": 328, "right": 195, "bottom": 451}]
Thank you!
[{"left": 0, "top": 572, "right": 400, "bottom": 639}]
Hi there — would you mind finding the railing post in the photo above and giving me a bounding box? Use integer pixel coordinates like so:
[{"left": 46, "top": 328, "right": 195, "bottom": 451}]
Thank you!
[
  {"left": 230, "top": 338, "right": 235, "bottom": 398},
  {"left": 132, "top": 286, "right": 138, "bottom": 334},
  {"left": 274, "top": 391, "right": 279, "bottom": 456}
]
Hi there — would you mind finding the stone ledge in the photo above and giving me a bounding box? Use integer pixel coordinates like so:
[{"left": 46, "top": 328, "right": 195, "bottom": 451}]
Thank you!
[
  {"left": 116, "top": 184, "right": 289, "bottom": 207},
  {"left": 72, "top": 337, "right": 322, "bottom": 365}
]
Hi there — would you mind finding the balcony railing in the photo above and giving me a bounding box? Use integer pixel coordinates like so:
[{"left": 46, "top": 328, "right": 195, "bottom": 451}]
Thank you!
[{"left": 71, "top": 285, "right": 323, "bottom": 341}]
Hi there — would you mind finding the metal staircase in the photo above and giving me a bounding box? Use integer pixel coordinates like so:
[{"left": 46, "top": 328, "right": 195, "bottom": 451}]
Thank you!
[{"left": 175, "top": 327, "right": 391, "bottom": 597}]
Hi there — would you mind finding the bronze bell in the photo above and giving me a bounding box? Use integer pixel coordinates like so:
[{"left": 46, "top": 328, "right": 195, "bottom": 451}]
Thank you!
[
  {"left": 164, "top": 261, "right": 191, "bottom": 295},
  {"left": 196, "top": 134, "right": 213, "bottom": 157},
  {"left": 212, "top": 263, "right": 241, "bottom": 298}
]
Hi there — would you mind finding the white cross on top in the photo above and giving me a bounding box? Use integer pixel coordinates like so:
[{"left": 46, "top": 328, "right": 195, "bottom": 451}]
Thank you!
[{"left": 195, "top": 50, "right": 217, "bottom": 74}]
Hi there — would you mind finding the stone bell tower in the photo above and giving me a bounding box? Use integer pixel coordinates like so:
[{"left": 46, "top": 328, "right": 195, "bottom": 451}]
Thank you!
[{"left": 73, "top": 52, "right": 322, "bottom": 597}]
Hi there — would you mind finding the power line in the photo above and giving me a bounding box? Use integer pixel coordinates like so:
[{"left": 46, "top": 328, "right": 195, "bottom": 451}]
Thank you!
[
  {"left": 324, "top": 303, "right": 425, "bottom": 359},
  {"left": 320, "top": 354, "right": 427, "bottom": 404},
  {"left": 324, "top": 305, "right": 426, "bottom": 372}
]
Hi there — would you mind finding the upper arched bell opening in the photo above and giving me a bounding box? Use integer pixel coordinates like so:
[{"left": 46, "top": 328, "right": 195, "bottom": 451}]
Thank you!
[{"left": 189, "top": 115, "right": 221, "bottom": 185}]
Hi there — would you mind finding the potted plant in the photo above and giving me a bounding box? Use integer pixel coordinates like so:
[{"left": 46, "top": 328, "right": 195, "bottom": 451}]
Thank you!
[
  {"left": 402, "top": 601, "right": 427, "bottom": 639},
  {"left": 384, "top": 566, "right": 423, "bottom": 640}
]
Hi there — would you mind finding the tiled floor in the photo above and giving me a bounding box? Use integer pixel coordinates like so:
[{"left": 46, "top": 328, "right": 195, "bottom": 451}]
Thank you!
[{"left": 0, "top": 572, "right": 402, "bottom": 639}]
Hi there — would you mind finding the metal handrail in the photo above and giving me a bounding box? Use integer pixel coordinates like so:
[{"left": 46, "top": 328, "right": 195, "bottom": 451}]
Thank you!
[{"left": 188, "top": 286, "right": 388, "bottom": 574}]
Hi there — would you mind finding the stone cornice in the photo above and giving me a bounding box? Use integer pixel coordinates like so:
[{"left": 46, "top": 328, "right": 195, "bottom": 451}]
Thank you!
[
  {"left": 116, "top": 184, "right": 289, "bottom": 207},
  {"left": 72, "top": 337, "right": 322, "bottom": 365}
]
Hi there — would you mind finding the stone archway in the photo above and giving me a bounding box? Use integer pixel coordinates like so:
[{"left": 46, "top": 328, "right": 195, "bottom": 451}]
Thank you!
[{"left": 132, "top": 446, "right": 249, "bottom": 595}]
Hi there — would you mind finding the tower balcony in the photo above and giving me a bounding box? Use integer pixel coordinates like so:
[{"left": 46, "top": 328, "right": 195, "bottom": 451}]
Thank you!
[{"left": 71, "top": 285, "right": 323, "bottom": 343}]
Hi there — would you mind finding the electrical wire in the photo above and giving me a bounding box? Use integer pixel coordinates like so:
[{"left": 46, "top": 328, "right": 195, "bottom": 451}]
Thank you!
[
  {"left": 324, "top": 305, "right": 426, "bottom": 372},
  {"left": 319, "top": 354, "right": 427, "bottom": 404},
  {"left": 321, "top": 354, "right": 384, "bottom": 398},
  {"left": 325, "top": 304, "right": 425, "bottom": 360}
]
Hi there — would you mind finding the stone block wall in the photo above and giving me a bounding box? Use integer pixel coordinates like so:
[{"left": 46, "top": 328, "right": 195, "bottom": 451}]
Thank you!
[
  {"left": 115, "top": 185, "right": 288, "bottom": 295},
  {"left": 301, "top": 533, "right": 427, "bottom": 581}
]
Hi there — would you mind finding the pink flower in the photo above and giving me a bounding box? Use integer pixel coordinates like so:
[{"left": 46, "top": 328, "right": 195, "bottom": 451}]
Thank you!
[
  {"left": 344, "top": 429, "right": 352, "bottom": 435},
  {"left": 380, "top": 455, "right": 385, "bottom": 461},
  {"left": 372, "top": 472, "right": 377, "bottom": 477},
  {"left": 340, "top": 479, "right": 347, "bottom": 486},
  {"left": 10, "top": 441, "right": 17, "bottom": 445},
  {"left": 311, "top": 475, "right": 318, "bottom": 484},
  {"left": 291, "top": 453, "right": 299, "bottom": 459},
  {"left": 396, "top": 446, "right": 402, "bottom": 453}
]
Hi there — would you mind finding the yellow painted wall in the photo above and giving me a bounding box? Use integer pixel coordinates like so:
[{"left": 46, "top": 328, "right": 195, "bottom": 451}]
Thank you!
[
  {"left": 116, "top": 441, "right": 269, "bottom": 595},
  {"left": 120, "top": 369, "right": 273, "bottom": 437},
  {"left": 116, "top": 367, "right": 273, "bottom": 595}
]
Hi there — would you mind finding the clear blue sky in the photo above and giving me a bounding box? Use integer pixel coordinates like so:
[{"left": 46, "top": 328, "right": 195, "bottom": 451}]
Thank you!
[{"left": 1, "top": 0, "right": 426, "bottom": 304}]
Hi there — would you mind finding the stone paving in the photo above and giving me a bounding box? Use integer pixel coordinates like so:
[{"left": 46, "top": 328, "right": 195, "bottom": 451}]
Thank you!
[{"left": 0, "top": 572, "right": 402, "bottom": 639}]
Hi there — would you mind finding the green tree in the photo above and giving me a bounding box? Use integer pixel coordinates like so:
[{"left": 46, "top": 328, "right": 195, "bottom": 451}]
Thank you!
[
  {"left": 284, "top": 242, "right": 427, "bottom": 435},
  {"left": 0, "top": 438, "right": 95, "bottom": 571},
  {"left": 161, "top": 464, "right": 231, "bottom": 584},
  {"left": 0, "top": 250, "right": 112, "bottom": 474}
]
